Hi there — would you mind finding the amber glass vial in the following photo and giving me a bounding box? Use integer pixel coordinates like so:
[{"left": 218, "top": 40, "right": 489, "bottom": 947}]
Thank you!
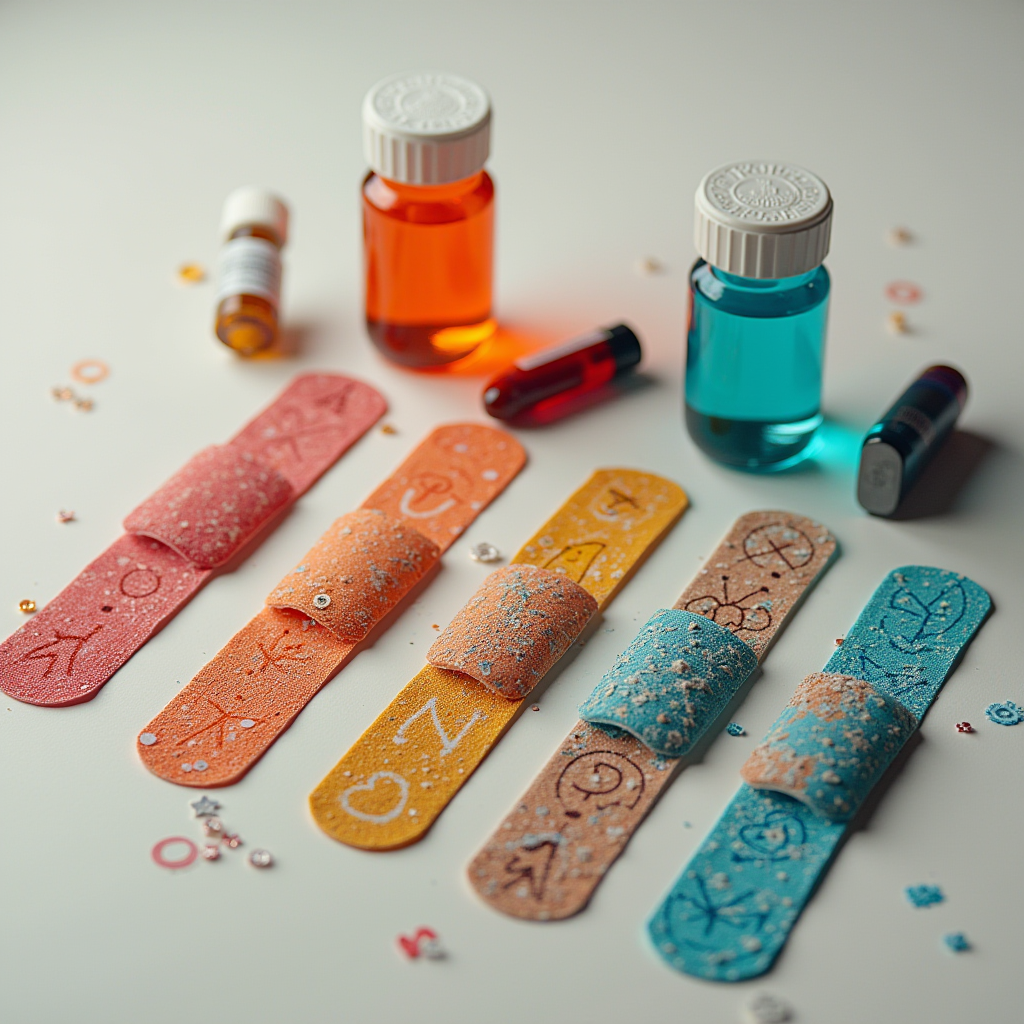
[
  {"left": 214, "top": 187, "right": 289, "bottom": 356},
  {"left": 362, "top": 72, "right": 495, "bottom": 368}
]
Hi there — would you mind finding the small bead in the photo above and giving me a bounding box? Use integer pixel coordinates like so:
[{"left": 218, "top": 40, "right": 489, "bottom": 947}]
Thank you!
[
  {"left": 469, "top": 542, "right": 502, "bottom": 564},
  {"left": 887, "top": 310, "right": 909, "bottom": 335},
  {"left": 955, "top": 721, "right": 973, "bottom": 733},
  {"left": 201, "top": 844, "right": 220, "bottom": 861},
  {"left": 249, "top": 849, "right": 273, "bottom": 868},
  {"left": 203, "top": 817, "right": 224, "bottom": 837},
  {"left": 223, "top": 833, "right": 243, "bottom": 849},
  {"left": 177, "top": 262, "right": 206, "bottom": 283},
  {"left": 56, "top": 509, "right": 76, "bottom": 523},
  {"left": 18, "top": 599, "right": 37, "bottom": 614}
]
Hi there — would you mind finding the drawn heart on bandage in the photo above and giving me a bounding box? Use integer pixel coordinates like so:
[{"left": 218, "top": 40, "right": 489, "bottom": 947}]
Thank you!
[
  {"left": 738, "top": 811, "right": 805, "bottom": 859},
  {"left": 340, "top": 771, "right": 409, "bottom": 824}
]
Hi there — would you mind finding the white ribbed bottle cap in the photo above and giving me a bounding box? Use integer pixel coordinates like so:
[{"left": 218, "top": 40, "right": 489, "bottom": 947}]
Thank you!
[
  {"left": 220, "top": 187, "right": 289, "bottom": 245},
  {"left": 363, "top": 72, "right": 491, "bottom": 185},
  {"left": 695, "top": 161, "right": 832, "bottom": 279}
]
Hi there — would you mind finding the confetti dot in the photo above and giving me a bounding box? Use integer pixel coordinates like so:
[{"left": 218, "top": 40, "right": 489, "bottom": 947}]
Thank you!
[
  {"left": 178, "top": 262, "right": 206, "bottom": 284},
  {"left": 139, "top": 732, "right": 157, "bottom": 746},
  {"left": 984, "top": 700, "right": 1023, "bottom": 726},
  {"left": 905, "top": 884, "right": 944, "bottom": 908}
]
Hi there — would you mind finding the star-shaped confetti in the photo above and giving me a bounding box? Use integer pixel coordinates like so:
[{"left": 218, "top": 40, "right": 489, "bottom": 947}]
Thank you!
[{"left": 190, "top": 795, "right": 221, "bottom": 818}]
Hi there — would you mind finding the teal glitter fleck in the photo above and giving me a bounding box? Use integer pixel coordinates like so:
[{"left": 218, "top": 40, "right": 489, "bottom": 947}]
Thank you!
[
  {"left": 984, "top": 700, "right": 1023, "bottom": 726},
  {"left": 726, "top": 722, "right": 745, "bottom": 737},
  {"left": 905, "top": 884, "right": 945, "bottom": 908},
  {"left": 943, "top": 932, "right": 970, "bottom": 953}
]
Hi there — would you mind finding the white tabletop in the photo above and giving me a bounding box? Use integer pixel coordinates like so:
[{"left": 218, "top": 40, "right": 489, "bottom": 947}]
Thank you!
[{"left": 1, "top": 2, "right": 1021, "bottom": 1022}]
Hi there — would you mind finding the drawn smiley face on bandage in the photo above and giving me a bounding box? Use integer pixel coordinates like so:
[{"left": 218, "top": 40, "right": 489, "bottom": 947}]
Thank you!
[{"left": 555, "top": 750, "right": 646, "bottom": 818}]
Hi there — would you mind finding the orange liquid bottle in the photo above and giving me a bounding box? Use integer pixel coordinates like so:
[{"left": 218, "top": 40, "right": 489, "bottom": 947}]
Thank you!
[
  {"left": 362, "top": 73, "right": 495, "bottom": 369},
  {"left": 214, "top": 187, "right": 289, "bottom": 357}
]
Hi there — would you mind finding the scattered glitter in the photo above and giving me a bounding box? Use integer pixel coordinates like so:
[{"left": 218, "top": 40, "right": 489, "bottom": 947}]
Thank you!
[
  {"left": 905, "top": 884, "right": 945, "bottom": 908},
  {"left": 887, "top": 310, "right": 909, "bottom": 335},
  {"left": 190, "top": 795, "right": 220, "bottom": 817},
  {"left": 249, "top": 849, "right": 273, "bottom": 868},
  {"left": 151, "top": 837, "right": 198, "bottom": 870},
  {"left": 943, "top": 932, "right": 971, "bottom": 953},
  {"left": 74, "top": 397, "right": 94, "bottom": 412},
  {"left": 984, "top": 700, "right": 1023, "bottom": 726},
  {"left": 532, "top": 705, "right": 540, "bottom": 712},
  {"left": 139, "top": 732, "right": 158, "bottom": 746},
  {"left": 70, "top": 359, "right": 110, "bottom": 385},
  {"left": 193, "top": 760, "right": 208, "bottom": 771},
  {"left": 201, "top": 844, "right": 220, "bottom": 861},
  {"left": 18, "top": 600, "right": 37, "bottom": 614},
  {"left": 177, "top": 262, "right": 206, "bottom": 284},
  {"left": 886, "top": 281, "right": 923, "bottom": 305},
  {"left": 380, "top": 424, "right": 398, "bottom": 435},
  {"left": 202, "top": 817, "right": 224, "bottom": 837},
  {"left": 955, "top": 721, "right": 973, "bottom": 734},
  {"left": 469, "top": 541, "right": 502, "bottom": 563},
  {"left": 56, "top": 509, "right": 76, "bottom": 523},
  {"left": 744, "top": 992, "right": 793, "bottom": 1024},
  {"left": 636, "top": 256, "right": 665, "bottom": 275},
  {"left": 224, "top": 833, "right": 243, "bottom": 849},
  {"left": 725, "top": 722, "right": 745, "bottom": 737},
  {"left": 834, "top": 637, "right": 844, "bottom": 646},
  {"left": 240, "top": 719, "right": 256, "bottom": 728},
  {"left": 397, "top": 927, "right": 445, "bottom": 960},
  {"left": 51, "top": 386, "right": 74, "bottom": 402},
  {"left": 887, "top": 226, "right": 913, "bottom": 246}
]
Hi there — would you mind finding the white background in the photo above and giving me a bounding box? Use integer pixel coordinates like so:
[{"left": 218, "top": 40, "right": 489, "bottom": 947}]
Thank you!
[{"left": 0, "top": 2, "right": 1021, "bottom": 1021}]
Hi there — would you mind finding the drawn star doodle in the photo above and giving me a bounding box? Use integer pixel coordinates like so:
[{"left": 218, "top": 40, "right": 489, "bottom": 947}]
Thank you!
[
  {"left": 257, "top": 385, "right": 354, "bottom": 462},
  {"left": 176, "top": 697, "right": 269, "bottom": 750},
  {"left": 254, "top": 631, "right": 310, "bottom": 674},
  {"left": 664, "top": 875, "right": 771, "bottom": 946},
  {"left": 21, "top": 626, "right": 103, "bottom": 678}
]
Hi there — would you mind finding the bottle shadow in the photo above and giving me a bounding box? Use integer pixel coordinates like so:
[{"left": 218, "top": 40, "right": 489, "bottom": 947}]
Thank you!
[{"left": 889, "top": 430, "right": 997, "bottom": 520}]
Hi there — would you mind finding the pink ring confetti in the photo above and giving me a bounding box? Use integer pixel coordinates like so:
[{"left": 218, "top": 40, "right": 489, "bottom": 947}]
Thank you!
[
  {"left": 885, "top": 281, "right": 923, "bottom": 305},
  {"left": 151, "top": 836, "right": 199, "bottom": 869}
]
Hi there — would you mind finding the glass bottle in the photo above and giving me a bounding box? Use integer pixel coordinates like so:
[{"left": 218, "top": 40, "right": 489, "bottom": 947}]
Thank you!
[
  {"left": 362, "top": 72, "right": 495, "bottom": 369},
  {"left": 684, "top": 162, "right": 833, "bottom": 470},
  {"left": 214, "top": 187, "right": 289, "bottom": 357}
]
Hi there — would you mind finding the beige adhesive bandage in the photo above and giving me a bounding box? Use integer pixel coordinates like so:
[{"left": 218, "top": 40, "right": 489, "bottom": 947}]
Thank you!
[
  {"left": 136, "top": 424, "right": 525, "bottom": 787},
  {"left": 467, "top": 511, "right": 836, "bottom": 920},
  {"left": 309, "top": 469, "right": 688, "bottom": 851}
]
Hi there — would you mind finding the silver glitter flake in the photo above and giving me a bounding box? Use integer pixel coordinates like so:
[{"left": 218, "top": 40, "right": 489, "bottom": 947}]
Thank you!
[
  {"left": 469, "top": 542, "right": 502, "bottom": 564},
  {"left": 744, "top": 993, "right": 793, "bottom": 1024},
  {"left": 313, "top": 593, "right": 331, "bottom": 609},
  {"left": 190, "top": 795, "right": 221, "bottom": 817},
  {"left": 139, "top": 732, "right": 157, "bottom": 746}
]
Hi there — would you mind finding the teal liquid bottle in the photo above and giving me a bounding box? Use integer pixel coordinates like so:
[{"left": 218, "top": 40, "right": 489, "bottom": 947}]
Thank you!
[{"left": 684, "top": 162, "right": 834, "bottom": 471}]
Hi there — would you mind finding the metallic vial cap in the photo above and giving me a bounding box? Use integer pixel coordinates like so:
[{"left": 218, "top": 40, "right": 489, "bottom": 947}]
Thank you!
[
  {"left": 363, "top": 72, "right": 491, "bottom": 185},
  {"left": 695, "top": 161, "right": 832, "bottom": 279}
]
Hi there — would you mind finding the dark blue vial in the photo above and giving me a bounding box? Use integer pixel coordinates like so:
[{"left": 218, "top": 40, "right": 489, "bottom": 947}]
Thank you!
[
  {"left": 857, "top": 365, "right": 968, "bottom": 516},
  {"left": 685, "top": 162, "right": 834, "bottom": 471}
]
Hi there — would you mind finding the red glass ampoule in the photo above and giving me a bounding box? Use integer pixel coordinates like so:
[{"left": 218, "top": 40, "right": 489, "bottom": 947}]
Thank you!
[{"left": 483, "top": 324, "right": 642, "bottom": 424}]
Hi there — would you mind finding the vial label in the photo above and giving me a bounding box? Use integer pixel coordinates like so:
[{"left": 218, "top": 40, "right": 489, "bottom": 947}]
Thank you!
[
  {"left": 216, "top": 237, "right": 282, "bottom": 307},
  {"left": 890, "top": 404, "right": 936, "bottom": 445},
  {"left": 515, "top": 329, "right": 605, "bottom": 372}
]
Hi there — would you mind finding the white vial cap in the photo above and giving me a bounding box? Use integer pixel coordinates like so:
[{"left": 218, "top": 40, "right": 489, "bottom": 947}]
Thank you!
[
  {"left": 220, "top": 187, "right": 289, "bottom": 245},
  {"left": 363, "top": 72, "right": 491, "bottom": 186},
  {"left": 694, "top": 161, "right": 832, "bottom": 279}
]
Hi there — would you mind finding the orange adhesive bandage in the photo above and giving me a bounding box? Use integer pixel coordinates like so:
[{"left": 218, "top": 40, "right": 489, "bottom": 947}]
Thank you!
[
  {"left": 136, "top": 424, "right": 525, "bottom": 787},
  {"left": 309, "top": 469, "right": 688, "bottom": 850}
]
